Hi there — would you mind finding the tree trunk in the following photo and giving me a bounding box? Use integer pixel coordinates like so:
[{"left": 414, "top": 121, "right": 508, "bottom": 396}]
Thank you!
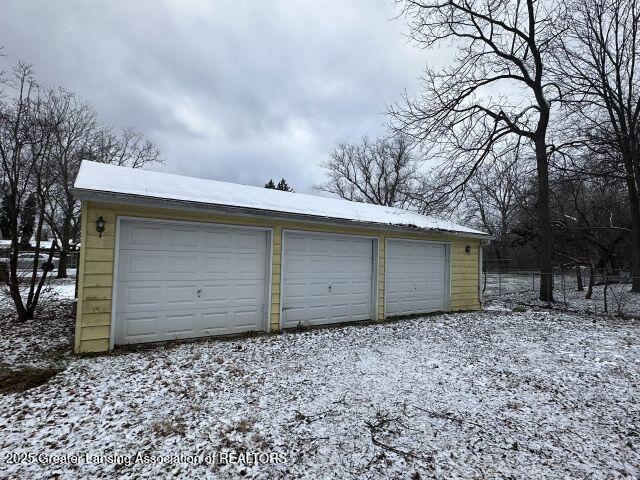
[
  {"left": 576, "top": 264, "right": 584, "bottom": 291},
  {"left": 535, "top": 135, "right": 554, "bottom": 301},
  {"left": 8, "top": 204, "right": 28, "bottom": 322},
  {"left": 603, "top": 270, "right": 609, "bottom": 313},
  {"left": 623, "top": 155, "right": 640, "bottom": 292},
  {"left": 56, "top": 214, "right": 71, "bottom": 278},
  {"left": 586, "top": 265, "right": 595, "bottom": 299}
]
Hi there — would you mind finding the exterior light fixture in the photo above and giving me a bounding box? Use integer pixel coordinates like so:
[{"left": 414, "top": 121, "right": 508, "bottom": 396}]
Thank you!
[
  {"left": 465, "top": 244, "right": 471, "bottom": 254},
  {"left": 96, "top": 217, "right": 106, "bottom": 238}
]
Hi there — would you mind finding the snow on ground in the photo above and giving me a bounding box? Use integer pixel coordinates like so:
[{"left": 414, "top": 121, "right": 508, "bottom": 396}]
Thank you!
[
  {"left": 1, "top": 309, "right": 638, "bottom": 479},
  {"left": 0, "top": 279, "right": 76, "bottom": 368},
  {"left": 484, "top": 275, "right": 640, "bottom": 318}
]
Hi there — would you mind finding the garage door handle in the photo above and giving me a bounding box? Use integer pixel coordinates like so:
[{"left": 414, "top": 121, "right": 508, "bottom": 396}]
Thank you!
[{"left": 282, "top": 306, "right": 292, "bottom": 311}]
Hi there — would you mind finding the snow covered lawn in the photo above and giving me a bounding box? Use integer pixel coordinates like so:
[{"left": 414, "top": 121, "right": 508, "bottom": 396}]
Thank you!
[
  {"left": 0, "top": 279, "right": 76, "bottom": 369},
  {"left": 484, "top": 272, "right": 640, "bottom": 318},
  {"left": 1, "top": 309, "right": 639, "bottom": 479}
]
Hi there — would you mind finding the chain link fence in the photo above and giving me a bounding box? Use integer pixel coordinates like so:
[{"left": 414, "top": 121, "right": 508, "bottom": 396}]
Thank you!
[{"left": 483, "top": 268, "right": 640, "bottom": 316}]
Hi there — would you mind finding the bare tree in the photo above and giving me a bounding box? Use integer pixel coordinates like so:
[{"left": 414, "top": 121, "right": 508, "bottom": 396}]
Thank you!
[
  {"left": 43, "top": 91, "right": 162, "bottom": 278},
  {"left": 0, "top": 63, "right": 58, "bottom": 321},
  {"left": 318, "top": 135, "right": 419, "bottom": 207},
  {"left": 88, "top": 125, "right": 162, "bottom": 168},
  {"left": 0, "top": 60, "right": 164, "bottom": 320},
  {"left": 390, "top": 0, "right": 563, "bottom": 300},
  {"left": 43, "top": 88, "right": 97, "bottom": 278},
  {"left": 556, "top": 0, "right": 640, "bottom": 291},
  {"left": 460, "top": 146, "right": 529, "bottom": 265}
]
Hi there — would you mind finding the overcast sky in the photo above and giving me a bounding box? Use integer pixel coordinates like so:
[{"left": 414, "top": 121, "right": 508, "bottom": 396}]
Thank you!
[{"left": 1, "top": 0, "right": 433, "bottom": 193}]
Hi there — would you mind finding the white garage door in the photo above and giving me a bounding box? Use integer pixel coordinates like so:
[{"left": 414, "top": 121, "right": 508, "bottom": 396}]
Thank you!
[
  {"left": 281, "top": 232, "right": 374, "bottom": 328},
  {"left": 114, "top": 219, "right": 268, "bottom": 345},
  {"left": 385, "top": 239, "right": 449, "bottom": 317}
]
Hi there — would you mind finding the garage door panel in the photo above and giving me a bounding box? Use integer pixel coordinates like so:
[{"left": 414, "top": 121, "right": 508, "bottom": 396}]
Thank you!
[
  {"left": 235, "top": 256, "right": 265, "bottom": 274},
  {"left": 202, "top": 230, "right": 232, "bottom": 248},
  {"left": 201, "top": 312, "right": 229, "bottom": 333},
  {"left": 123, "top": 284, "right": 159, "bottom": 303},
  {"left": 168, "top": 228, "right": 200, "bottom": 248},
  {"left": 232, "top": 308, "right": 261, "bottom": 327},
  {"left": 165, "top": 284, "right": 197, "bottom": 306},
  {"left": 166, "top": 313, "right": 196, "bottom": 334},
  {"left": 330, "top": 282, "right": 350, "bottom": 296},
  {"left": 121, "top": 313, "right": 159, "bottom": 338},
  {"left": 386, "top": 239, "right": 448, "bottom": 317},
  {"left": 352, "top": 280, "right": 371, "bottom": 295},
  {"left": 331, "top": 240, "right": 352, "bottom": 254},
  {"left": 166, "top": 255, "right": 199, "bottom": 274},
  {"left": 235, "top": 232, "right": 265, "bottom": 250},
  {"left": 120, "top": 252, "right": 164, "bottom": 279},
  {"left": 282, "top": 232, "right": 374, "bottom": 328},
  {"left": 308, "top": 283, "right": 329, "bottom": 298},
  {"left": 309, "top": 259, "right": 331, "bottom": 274},
  {"left": 202, "top": 255, "right": 231, "bottom": 274},
  {"left": 283, "top": 306, "right": 307, "bottom": 322},
  {"left": 125, "top": 223, "right": 165, "bottom": 248},
  {"left": 283, "top": 282, "right": 306, "bottom": 299},
  {"left": 307, "top": 305, "right": 330, "bottom": 319},
  {"left": 286, "top": 236, "right": 308, "bottom": 252},
  {"left": 115, "top": 220, "right": 268, "bottom": 345},
  {"left": 117, "top": 284, "right": 162, "bottom": 312},
  {"left": 350, "top": 302, "right": 371, "bottom": 316},
  {"left": 332, "top": 261, "right": 353, "bottom": 274},
  {"left": 330, "top": 304, "right": 348, "bottom": 318},
  {"left": 386, "top": 280, "right": 401, "bottom": 295},
  {"left": 284, "top": 258, "right": 306, "bottom": 275},
  {"left": 200, "top": 284, "right": 228, "bottom": 303},
  {"left": 350, "top": 258, "right": 371, "bottom": 274},
  {"left": 235, "top": 284, "right": 261, "bottom": 301}
]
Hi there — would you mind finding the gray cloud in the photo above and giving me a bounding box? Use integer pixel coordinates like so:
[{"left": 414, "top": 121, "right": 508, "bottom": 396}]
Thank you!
[{"left": 1, "top": 0, "right": 432, "bottom": 192}]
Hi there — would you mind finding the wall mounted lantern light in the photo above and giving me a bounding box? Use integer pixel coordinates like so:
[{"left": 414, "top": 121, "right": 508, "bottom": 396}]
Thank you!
[
  {"left": 96, "top": 217, "right": 106, "bottom": 238},
  {"left": 465, "top": 244, "right": 471, "bottom": 255}
]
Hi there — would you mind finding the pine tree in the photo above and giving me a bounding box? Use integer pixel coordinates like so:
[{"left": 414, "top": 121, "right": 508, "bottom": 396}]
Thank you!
[
  {"left": 264, "top": 179, "right": 276, "bottom": 189},
  {"left": 276, "top": 178, "right": 293, "bottom": 192},
  {"left": 19, "top": 193, "right": 37, "bottom": 249}
]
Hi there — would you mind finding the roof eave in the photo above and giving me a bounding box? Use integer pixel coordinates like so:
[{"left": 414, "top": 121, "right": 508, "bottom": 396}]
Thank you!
[{"left": 71, "top": 187, "right": 493, "bottom": 240}]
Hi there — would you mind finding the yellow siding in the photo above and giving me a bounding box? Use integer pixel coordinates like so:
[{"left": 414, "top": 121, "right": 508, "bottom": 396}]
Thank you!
[{"left": 75, "top": 200, "right": 483, "bottom": 353}]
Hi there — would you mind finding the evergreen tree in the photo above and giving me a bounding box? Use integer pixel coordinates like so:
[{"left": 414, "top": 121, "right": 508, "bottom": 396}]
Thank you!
[
  {"left": 276, "top": 178, "right": 293, "bottom": 192},
  {"left": 264, "top": 179, "right": 276, "bottom": 189},
  {"left": 19, "top": 193, "right": 37, "bottom": 249}
]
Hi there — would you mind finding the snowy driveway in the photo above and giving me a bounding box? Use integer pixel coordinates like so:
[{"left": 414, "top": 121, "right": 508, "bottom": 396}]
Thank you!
[{"left": 1, "top": 310, "right": 639, "bottom": 479}]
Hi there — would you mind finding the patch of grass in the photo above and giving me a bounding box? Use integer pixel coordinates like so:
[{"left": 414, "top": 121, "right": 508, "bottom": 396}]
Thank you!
[
  {"left": 512, "top": 305, "right": 527, "bottom": 312},
  {"left": 152, "top": 418, "right": 186, "bottom": 437},
  {"left": 233, "top": 419, "right": 253, "bottom": 433},
  {"left": 0, "top": 365, "right": 60, "bottom": 394}
]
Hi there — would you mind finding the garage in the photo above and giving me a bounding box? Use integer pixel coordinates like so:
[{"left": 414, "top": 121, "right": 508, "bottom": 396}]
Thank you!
[
  {"left": 73, "top": 161, "right": 487, "bottom": 353},
  {"left": 114, "top": 219, "right": 269, "bottom": 345},
  {"left": 385, "top": 239, "right": 449, "bottom": 317},
  {"left": 281, "top": 232, "right": 375, "bottom": 328}
]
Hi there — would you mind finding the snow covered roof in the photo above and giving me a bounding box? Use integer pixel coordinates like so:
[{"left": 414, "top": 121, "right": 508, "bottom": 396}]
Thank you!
[{"left": 73, "top": 161, "right": 488, "bottom": 237}]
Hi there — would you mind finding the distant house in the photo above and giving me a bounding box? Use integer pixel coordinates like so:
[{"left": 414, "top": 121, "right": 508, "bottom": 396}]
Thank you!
[{"left": 71, "top": 161, "right": 490, "bottom": 353}]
